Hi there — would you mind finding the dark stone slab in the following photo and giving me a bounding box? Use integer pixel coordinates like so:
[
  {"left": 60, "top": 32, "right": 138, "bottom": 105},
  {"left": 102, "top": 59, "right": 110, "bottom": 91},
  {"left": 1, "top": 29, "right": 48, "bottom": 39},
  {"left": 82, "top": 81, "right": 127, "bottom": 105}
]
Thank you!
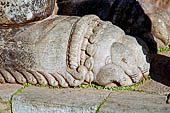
[{"left": 99, "top": 90, "right": 170, "bottom": 113}]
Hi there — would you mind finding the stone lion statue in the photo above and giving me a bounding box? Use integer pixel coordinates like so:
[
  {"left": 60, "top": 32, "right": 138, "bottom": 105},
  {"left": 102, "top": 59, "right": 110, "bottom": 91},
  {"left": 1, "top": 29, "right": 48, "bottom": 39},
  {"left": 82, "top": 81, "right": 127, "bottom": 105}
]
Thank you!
[
  {"left": 0, "top": 14, "right": 150, "bottom": 87},
  {"left": 1, "top": 0, "right": 164, "bottom": 88}
]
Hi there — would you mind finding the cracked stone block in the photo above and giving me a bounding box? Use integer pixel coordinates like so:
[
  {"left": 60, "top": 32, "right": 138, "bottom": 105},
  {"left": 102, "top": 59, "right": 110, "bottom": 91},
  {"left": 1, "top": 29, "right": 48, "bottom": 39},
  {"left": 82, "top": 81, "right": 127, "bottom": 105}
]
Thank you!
[
  {"left": 0, "top": 84, "right": 22, "bottom": 113},
  {"left": 12, "top": 87, "right": 111, "bottom": 113},
  {"left": 98, "top": 90, "right": 170, "bottom": 113}
]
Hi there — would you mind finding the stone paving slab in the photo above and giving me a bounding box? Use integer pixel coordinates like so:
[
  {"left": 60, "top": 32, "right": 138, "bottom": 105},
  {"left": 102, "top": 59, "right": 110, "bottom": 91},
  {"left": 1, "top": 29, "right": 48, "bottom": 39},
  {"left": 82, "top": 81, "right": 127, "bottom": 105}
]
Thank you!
[
  {"left": 135, "top": 79, "right": 170, "bottom": 95},
  {"left": 12, "top": 87, "right": 111, "bottom": 113},
  {"left": 0, "top": 84, "right": 170, "bottom": 113},
  {"left": 99, "top": 90, "right": 170, "bottom": 113},
  {"left": 0, "top": 84, "right": 22, "bottom": 113}
]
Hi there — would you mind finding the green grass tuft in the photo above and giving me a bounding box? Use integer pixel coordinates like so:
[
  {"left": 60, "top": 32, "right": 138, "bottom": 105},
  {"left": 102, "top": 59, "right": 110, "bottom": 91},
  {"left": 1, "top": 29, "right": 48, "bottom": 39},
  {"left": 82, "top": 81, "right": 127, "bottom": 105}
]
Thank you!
[
  {"left": 23, "top": 75, "right": 151, "bottom": 91},
  {"left": 157, "top": 45, "right": 170, "bottom": 53},
  {"left": 78, "top": 76, "right": 150, "bottom": 91},
  {"left": 24, "top": 83, "right": 32, "bottom": 87},
  {"left": 9, "top": 86, "right": 26, "bottom": 112}
]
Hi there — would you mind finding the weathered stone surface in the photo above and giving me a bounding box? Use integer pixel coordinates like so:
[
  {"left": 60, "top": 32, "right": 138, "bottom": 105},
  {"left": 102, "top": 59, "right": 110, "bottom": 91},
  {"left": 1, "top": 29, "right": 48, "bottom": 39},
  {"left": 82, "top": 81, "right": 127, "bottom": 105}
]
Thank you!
[
  {"left": 141, "top": 0, "right": 170, "bottom": 13},
  {"left": 0, "top": 84, "right": 22, "bottom": 113},
  {"left": 135, "top": 79, "right": 170, "bottom": 95},
  {"left": 12, "top": 87, "right": 111, "bottom": 113},
  {"left": 95, "top": 35, "right": 150, "bottom": 87},
  {"left": 10, "top": 86, "right": 170, "bottom": 113},
  {"left": 139, "top": 1, "right": 170, "bottom": 48},
  {"left": 138, "top": 0, "right": 155, "bottom": 14},
  {"left": 0, "top": 15, "right": 150, "bottom": 87},
  {"left": 159, "top": 50, "right": 170, "bottom": 57},
  {"left": 96, "top": 63, "right": 133, "bottom": 87},
  {"left": 0, "top": 15, "right": 81, "bottom": 87},
  {"left": 121, "top": 35, "right": 150, "bottom": 78},
  {"left": 0, "top": 0, "right": 56, "bottom": 24},
  {"left": 111, "top": 42, "right": 143, "bottom": 82},
  {"left": 57, "top": 0, "right": 157, "bottom": 53},
  {"left": 0, "top": 24, "right": 33, "bottom": 41},
  {"left": 99, "top": 91, "right": 170, "bottom": 113},
  {"left": 149, "top": 13, "right": 169, "bottom": 46}
]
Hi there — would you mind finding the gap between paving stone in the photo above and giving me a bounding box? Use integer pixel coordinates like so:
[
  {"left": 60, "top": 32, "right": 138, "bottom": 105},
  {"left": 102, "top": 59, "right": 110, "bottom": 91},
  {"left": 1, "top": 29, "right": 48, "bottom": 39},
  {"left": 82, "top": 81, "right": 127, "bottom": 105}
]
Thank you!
[
  {"left": 0, "top": 84, "right": 23, "bottom": 113},
  {"left": 9, "top": 79, "right": 170, "bottom": 113},
  {"left": 9, "top": 80, "right": 150, "bottom": 113},
  {"left": 11, "top": 86, "right": 112, "bottom": 113},
  {"left": 7, "top": 83, "right": 140, "bottom": 113},
  {"left": 95, "top": 92, "right": 112, "bottom": 113},
  {"left": 10, "top": 85, "right": 30, "bottom": 113},
  {"left": 95, "top": 89, "right": 150, "bottom": 110},
  {"left": 98, "top": 90, "right": 170, "bottom": 113}
]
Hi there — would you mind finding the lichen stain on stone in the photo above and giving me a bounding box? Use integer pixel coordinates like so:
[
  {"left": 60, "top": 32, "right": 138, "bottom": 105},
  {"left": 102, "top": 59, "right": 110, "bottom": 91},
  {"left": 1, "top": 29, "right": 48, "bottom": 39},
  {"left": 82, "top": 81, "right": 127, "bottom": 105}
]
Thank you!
[
  {"left": 0, "top": 44, "right": 35, "bottom": 71},
  {"left": 0, "top": 0, "right": 55, "bottom": 24}
]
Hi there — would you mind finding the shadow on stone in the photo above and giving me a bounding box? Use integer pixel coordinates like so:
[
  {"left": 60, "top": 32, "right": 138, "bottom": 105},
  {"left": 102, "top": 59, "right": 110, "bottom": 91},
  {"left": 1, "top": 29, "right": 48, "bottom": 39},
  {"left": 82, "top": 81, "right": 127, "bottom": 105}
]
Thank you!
[
  {"left": 149, "top": 54, "right": 170, "bottom": 86},
  {"left": 57, "top": 0, "right": 158, "bottom": 53},
  {"left": 166, "top": 93, "right": 170, "bottom": 104}
]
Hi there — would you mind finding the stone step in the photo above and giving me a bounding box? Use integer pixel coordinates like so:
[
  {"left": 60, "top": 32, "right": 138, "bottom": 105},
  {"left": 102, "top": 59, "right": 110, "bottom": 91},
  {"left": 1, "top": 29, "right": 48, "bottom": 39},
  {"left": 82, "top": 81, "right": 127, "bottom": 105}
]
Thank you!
[{"left": 0, "top": 84, "right": 169, "bottom": 113}]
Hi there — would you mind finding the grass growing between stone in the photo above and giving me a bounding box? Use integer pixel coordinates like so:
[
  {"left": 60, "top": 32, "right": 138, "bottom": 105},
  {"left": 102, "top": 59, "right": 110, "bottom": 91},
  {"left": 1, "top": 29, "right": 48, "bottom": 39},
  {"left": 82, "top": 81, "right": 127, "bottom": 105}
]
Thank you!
[
  {"left": 77, "top": 76, "right": 151, "bottom": 91},
  {"left": 93, "top": 76, "right": 151, "bottom": 113},
  {"left": 13, "top": 75, "right": 151, "bottom": 91},
  {"left": 95, "top": 93, "right": 111, "bottom": 113},
  {"left": 9, "top": 83, "right": 33, "bottom": 113},
  {"left": 7, "top": 76, "right": 150, "bottom": 113},
  {"left": 157, "top": 45, "right": 170, "bottom": 53},
  {"left": 23, "top": 76, "right": 151, "bottom": 91},
  {"left": 10, "top": 83, "right": 33, "bottom": 102}
]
